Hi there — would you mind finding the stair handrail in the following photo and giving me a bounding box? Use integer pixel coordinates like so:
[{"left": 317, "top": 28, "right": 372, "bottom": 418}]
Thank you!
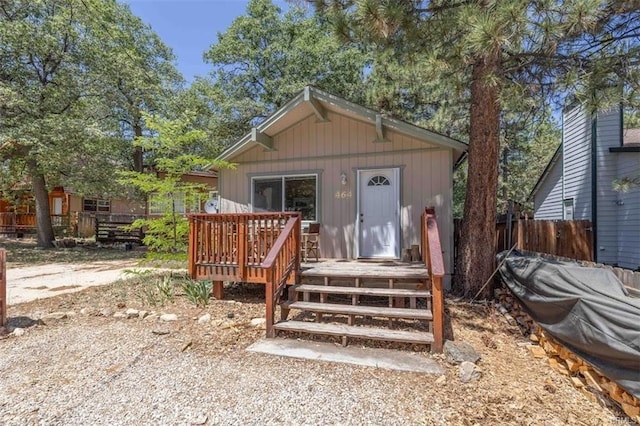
[
  {"left": 422, "top": 207, "right": 445, "bottom": 352},
  {"left": 259, "top": 213, "right": 301, "bottom": 337}
]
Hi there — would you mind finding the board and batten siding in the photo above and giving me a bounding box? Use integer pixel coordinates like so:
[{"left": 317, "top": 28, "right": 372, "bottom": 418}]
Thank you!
[
  {"left": 562, "top": 106, "right": 593, "bottom": 221},
  {"left": 533, "top": 153, "right": 563, "bottom": 219},
  {"left": 594, "top": 109, "right": 622, "bottom": 265},
  {"left": 615, "top": 152, "right": 640, "bottom": 269},
  {"left": 219, "top": 110, "right": 454, "bottom": 276}
]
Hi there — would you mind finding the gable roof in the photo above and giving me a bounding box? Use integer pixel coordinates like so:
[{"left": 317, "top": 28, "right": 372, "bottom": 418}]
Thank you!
[
  {"left": 528, "top": 144, "right": 562, "bottom": 200},
  {"left": 217, "top": 86, "right": 468, "bottom": 162}
]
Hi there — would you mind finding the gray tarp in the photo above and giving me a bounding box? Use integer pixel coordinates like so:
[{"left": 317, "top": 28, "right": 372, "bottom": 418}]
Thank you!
[{"left": 498, "top": 251, "right": 640, "bottom": 398}]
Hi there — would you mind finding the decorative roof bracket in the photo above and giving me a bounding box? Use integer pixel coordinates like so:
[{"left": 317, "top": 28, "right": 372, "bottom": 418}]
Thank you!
[
  {"left": 304, "top": 86, "right": 328, "bottom": 122},
  {"left": 251, "top": 128, "right": 273, "bottom": 150},
  {"left": 374, "top": 114, "right": 390, "bottom": 143}
]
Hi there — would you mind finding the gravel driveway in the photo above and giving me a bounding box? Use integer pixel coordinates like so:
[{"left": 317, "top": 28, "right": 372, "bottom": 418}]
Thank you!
[{"left": 0, "top": 320, "right": 448, "bottom": 425}]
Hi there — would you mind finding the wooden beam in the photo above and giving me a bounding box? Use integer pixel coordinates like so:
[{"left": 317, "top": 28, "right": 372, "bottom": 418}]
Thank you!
[
  {"left": 304, "top": 86, "right": 328, "bottom": 122},
  {"left": 374, "top": 114, "right": 390, "bottom": 143},
  {"left": 251, "top": 128, "right": 273, "bottom": 150}
]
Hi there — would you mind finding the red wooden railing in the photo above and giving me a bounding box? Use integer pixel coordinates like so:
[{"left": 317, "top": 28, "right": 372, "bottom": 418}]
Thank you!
[
  {"left": 261, "top": 215, "right": 301, "bottom": 337},
  {"left": 187, "top": 212, "right": 300, "bottom": 300},
  {"left": 421, "top": 207, "right": 445, "bottom": 352},
  {"left": 0, "top": 248, "right": 6, "bottom": 327}
]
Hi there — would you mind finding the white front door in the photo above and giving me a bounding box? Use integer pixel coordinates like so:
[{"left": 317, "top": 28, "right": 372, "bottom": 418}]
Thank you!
[{"left": 358, "top": 168, "right": 400, "bottom": 258}]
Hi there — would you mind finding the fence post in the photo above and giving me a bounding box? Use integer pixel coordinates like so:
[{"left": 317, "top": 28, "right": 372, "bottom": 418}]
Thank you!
[
  {"left": 0, "top": 248, "right": 6, "bottom": 327},
  {"left": 516, "top": 219, "right": 524, "bottom": 250}
]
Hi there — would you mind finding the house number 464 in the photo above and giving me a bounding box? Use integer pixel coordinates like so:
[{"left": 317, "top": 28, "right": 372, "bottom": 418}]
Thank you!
[{"left": 335, "top": 190, "right": 352, "bottom": 199}]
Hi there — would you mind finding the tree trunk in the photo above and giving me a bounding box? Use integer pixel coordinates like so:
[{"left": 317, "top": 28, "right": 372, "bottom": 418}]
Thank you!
[
  {"left": 133, "top": 123, "right": 144, "bottom": 173},
  {"left": 28, "top": 161, "right": 55, "bottom": 248},
  {"left": 453, "top": 53, "right": 501, "bottom": 298}
]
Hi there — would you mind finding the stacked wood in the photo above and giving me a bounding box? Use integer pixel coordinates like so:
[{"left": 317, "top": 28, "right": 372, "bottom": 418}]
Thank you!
[{"left": 495, "top": 286, "right": 640, "bottom": 423}]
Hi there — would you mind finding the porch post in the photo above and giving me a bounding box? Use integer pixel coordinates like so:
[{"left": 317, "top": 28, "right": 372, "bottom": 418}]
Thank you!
[{"left": 431, "top": 276, "right": 444, "bottom": 352}]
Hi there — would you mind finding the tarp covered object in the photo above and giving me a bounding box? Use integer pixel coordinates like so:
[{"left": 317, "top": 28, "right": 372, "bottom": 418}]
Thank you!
[{"left": 498, "top": 251, "right": 640, "bottom": 399}]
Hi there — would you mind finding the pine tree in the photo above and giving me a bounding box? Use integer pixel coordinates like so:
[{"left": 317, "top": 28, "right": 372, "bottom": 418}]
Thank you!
[{"left": 314, "top": 0, "right": 640, "bottom": 297}]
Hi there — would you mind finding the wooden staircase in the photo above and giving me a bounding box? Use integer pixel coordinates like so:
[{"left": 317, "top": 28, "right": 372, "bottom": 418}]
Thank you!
[
  {"left": 187, "top": 208, "right": 446, "bottom": 352},
  {"left": 274, "top": 272, "right": 437, "bottom": 348}
]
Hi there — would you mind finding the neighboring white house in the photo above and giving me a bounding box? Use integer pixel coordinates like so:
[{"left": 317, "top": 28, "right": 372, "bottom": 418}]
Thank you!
[{"left": 530, "top": 105, "right": 640, "bottom": 270}]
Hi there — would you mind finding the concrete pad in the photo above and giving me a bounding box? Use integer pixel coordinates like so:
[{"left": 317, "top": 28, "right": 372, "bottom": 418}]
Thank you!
[{"left": 247, "top": 338, "right": 444, "bottom": 375}]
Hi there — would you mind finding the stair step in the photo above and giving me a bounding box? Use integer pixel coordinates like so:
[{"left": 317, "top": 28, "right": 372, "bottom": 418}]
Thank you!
[
  {"left": 293, "top": 284, "right": 430, "bottom": 298},
  {"left": 274, "top": 320, "right": 435, "bottom": 344},
  {"left": 281, "top": 301, "right": 432, "bottom": 320}
]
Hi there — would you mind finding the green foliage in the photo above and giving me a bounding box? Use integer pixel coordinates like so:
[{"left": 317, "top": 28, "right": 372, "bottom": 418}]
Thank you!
[
  {"left": 132, "top": 214, "right": 190, "bottom": 256},
  {"left": 118, "top": 111, "right": 226, "bottom": 256},
  {"left": 181, "top": 280, "right": 212, "bottom": 307},
  {"left": 0, "top": 0, "right": 182, "bottom": 246},
  {"left": 123, "top": 270, "right": 176, "bottom": 307},
  {"left": 197, "top": 0, "right": 370, "bottom": 148}
]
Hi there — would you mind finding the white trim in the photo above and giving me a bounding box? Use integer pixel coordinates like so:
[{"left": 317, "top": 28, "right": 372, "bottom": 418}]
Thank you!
[{"left": 217, "top": 86, "right": 467, "bottom": 161}]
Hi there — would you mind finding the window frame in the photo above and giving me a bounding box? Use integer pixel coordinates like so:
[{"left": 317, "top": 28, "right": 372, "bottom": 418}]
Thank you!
[
  {"left": 83, "top": 198, "right": 110, "bottom": 213},
  {"left": 250, "top": 173, "right": 319, "bottom": 222},
  {"left": 562, "top": 198, "right": 574, "bottom": 220}
]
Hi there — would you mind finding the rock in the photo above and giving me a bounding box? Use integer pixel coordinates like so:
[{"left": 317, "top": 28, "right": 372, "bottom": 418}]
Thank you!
[
  {"left": 138, "top": 310, "right": 148, "bottom": 319},
  {"left": 42, "top": 312, "right": 67, "bottom": 321},
  {"left": 113, "top": 312, "right": 127, "bottom": 319},
  {"left": 144, "top": 313, "right": 159, "bottom": 321},
  {"left": 459, "top": 361, "right": 482, "bottom": 383},
  {"left": 435, "top": 374, "right": 447, "bottom": 385},
  {"left": 125, "top": 308, "right": 139, "bottom": 319},
  {"left": 160, "top": 314, "right": 178, "bottom": 322},
  {"left": 80, "top": 308, "right": 92, "bottom": 315},
  {"left": 444, "top": 340, "right": 481, "bottom": 365},
  {"left": 99, "top": 308, "right": 113, "bottom": 317},
  {"left": 192, "top": 415, "right": 208, "bottom": 425},
  {"left": 65, "top": 311, "right": 77, "bottom": 317},
  {"left": 250, "top": 318, "right": 266, "bottom": 328},
  {"left": 152, "top": 329, "right": 170, "bottom": 336},
  {"left": 226, "top": 312, "right": 235, "bottom": 319},
  {"left": 198, "top": 313, "right": 211, "bottom": 324},
  {"left": 12, "top": 328, "right": 25, "bottom": 337}
]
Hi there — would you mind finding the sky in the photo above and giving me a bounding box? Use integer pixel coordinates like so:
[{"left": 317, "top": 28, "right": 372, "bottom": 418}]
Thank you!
[{"left": 125, "top": 0, "right": 289, "bottom": 83}]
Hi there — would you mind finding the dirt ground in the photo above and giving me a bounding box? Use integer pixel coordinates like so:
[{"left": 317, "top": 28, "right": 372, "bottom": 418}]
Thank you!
[
  {"left": 2, "top": 278, "right": 630, "bottom": 425},
  {"left": 0, "top": 240, "right": 631, "bottom": 424}
]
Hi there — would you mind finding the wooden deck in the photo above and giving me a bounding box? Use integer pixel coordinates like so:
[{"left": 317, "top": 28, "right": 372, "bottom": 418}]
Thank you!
[{"left": 187, "top": 208, "right": 445, "bottom": 351}]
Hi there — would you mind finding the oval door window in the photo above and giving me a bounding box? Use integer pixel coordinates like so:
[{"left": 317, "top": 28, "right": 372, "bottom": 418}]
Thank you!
[{"left": 367, "top": 175, "right": 390, "bottom": 186}]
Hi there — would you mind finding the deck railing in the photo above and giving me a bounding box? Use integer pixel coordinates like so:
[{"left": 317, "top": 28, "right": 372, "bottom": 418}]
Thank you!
[
  {"left": 0, "top": 248, "right": 6, "bottom": 327},
  {"left": 0, "top": 212, "right": 73, "bottom": 235},
  {"left": 261, "top": 215, "right": 301, "bottom": 337},
  {"left": 188, "top": 212, "right": 301, "bottom": 299},
  {"left": 421, "top": 207, "right": 445, "bottom": 352}
]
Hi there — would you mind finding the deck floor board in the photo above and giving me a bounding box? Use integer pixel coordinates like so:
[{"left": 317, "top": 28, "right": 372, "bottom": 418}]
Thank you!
[{"left": 300, "top": 260, "right": 428, "bottom": 279}]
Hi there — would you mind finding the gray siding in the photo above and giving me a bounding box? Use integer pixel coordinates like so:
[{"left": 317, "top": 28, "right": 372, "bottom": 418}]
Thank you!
[
  {"left": 595, "top": 109, "right": 622, "bottom": 264},
  {"left": 533, "top": 153, "right": 563, "bottom": 219},
  {"left": 562, "top": 106, "right": 592, "bottom": 221},
  {"left": 615, "top": 153, "right": 640, "bottom": 269}
]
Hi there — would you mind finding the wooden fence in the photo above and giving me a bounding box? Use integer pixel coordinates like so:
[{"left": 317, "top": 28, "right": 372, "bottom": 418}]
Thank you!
[{"left": 496, "top": 219, "right": 594, "bottom": 261}]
